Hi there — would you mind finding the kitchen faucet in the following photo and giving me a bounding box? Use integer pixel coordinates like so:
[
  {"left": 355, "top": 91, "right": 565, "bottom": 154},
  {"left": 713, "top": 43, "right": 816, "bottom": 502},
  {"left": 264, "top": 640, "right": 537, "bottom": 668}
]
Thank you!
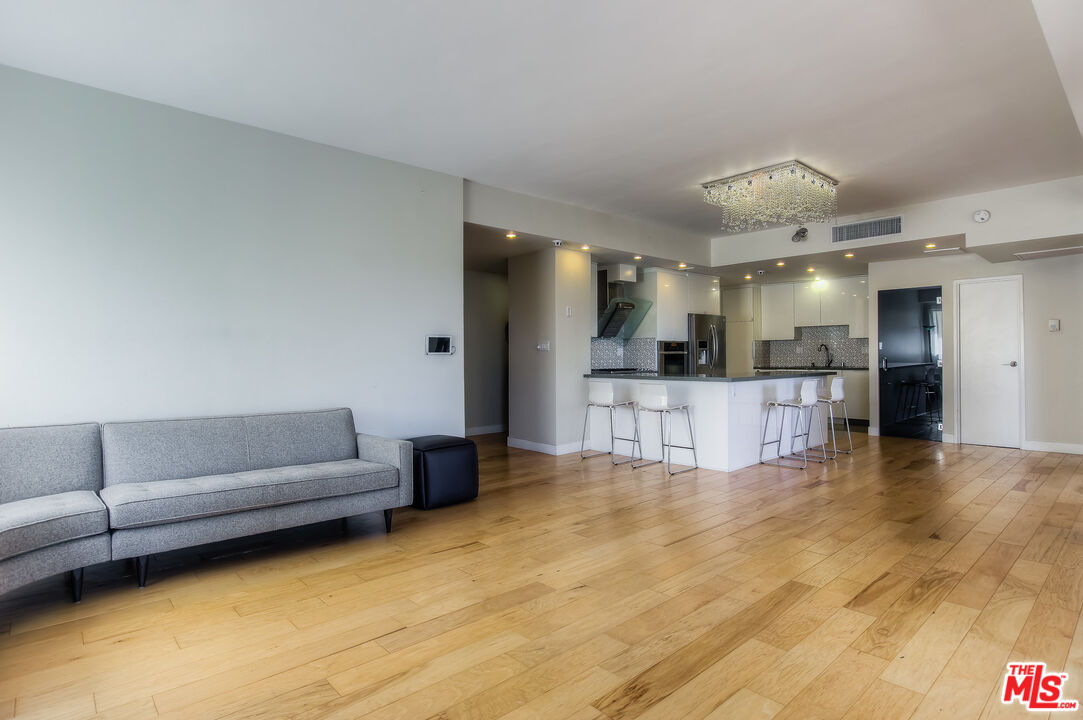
[{"left": 818, "top": 343, "right": 833, "bottom": 367}]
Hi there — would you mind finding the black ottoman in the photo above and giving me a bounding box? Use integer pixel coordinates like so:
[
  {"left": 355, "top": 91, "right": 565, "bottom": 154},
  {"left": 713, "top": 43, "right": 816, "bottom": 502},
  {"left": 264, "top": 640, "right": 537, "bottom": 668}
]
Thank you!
[{"left": 407, "top": 435, "right": 479, "bottom": 510}]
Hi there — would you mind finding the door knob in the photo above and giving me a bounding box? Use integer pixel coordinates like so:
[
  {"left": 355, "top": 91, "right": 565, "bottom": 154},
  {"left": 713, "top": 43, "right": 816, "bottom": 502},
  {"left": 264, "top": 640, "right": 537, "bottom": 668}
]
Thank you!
[{"left": 1002, "top": 361, "right": 1018, "bottom": 367}]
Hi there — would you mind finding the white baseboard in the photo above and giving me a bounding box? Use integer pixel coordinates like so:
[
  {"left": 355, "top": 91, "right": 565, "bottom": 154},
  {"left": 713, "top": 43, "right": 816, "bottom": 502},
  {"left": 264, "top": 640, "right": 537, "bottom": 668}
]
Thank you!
[
  {"left": 942, "top": 433, "right": 958, "bottom": 444},
  {"left": 1022, "top": 440, "right": 1083, "bottom": 455},
  {"left": 466, "top": 424, "right": 506, "bottom": 436},
  {"left": 507, "top": 437, "right": 581, "bottom": 456},
  {"left": 867, "top": 426, "right": 879, "bottom": 437}
]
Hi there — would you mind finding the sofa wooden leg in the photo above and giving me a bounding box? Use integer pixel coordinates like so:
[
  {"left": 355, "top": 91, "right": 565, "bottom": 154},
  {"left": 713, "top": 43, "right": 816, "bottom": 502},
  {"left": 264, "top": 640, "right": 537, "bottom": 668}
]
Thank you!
[
  {"left": 136, "top": 556, "right": 150, "bottom": 588},
  {"left": 383, "top": 509, "right": 393, "bottom": 533},
  {"left": 70, "top": 568, "right": 84, "bottom": 603}
]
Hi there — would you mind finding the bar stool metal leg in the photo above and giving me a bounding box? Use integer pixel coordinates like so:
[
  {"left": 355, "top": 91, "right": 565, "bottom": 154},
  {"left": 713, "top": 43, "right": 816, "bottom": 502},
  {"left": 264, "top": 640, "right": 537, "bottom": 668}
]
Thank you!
[
  {"left": 610, "top": 404, "right": 639, "bottom": 466},
  {"left": 762, "top": 402, "right": 809, "bottom": 469},
  {"left": 580, "top": 403, "right": 593, "bottom": 458},
  {"left": 839, "top": 400, "right": 853, "bottom": 454},
  {"left": 664, "top": 407, "right": 697, "bottom": 475},
  {"left": 824, "top": 401, "right": 839, "bottom": 460},
  {"left": 580, "top": 402, "right": 608, "bottom": 460},
  {"left": 581, "top": 401, "right": 640, "bottom": 463},
  {"left": 631, "top": 409, "right": 662, "bottom": 470}
]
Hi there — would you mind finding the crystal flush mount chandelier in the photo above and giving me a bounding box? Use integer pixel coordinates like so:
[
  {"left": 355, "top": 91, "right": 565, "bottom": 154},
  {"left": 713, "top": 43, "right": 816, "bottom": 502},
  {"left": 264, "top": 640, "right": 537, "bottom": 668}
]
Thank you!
[{"left": 702, "top": 160, "right": 838, "bottom": 232}]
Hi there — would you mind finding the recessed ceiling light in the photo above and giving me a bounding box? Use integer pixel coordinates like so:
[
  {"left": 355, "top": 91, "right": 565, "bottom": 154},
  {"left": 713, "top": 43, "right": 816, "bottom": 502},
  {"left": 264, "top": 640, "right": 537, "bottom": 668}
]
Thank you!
[
  {"left": 844, "top": 252, "right": 854, "bottom": 258},
  {"left": 744, "top": 274, "right": 752, "bottom": 280},
  {"left": 925, "top": 243, "right": 936, "bottom": 249},
  {"left": 678, "top": 262, "right": 688, "bottom": 269},
  {"left": 581, "top": 245, "right": 590, "bottom": 251},
  {"left": 807, "top": 267, "right": 815, "bottom": 272},
  {"left": 633, "top": 255, "right": 642, "bottom": 261},
  {"left": 776, "top": 261, "right": 785, "bottom": 267},
  {"left": 505, "top": 231, "right": 517, "bottom": 239},
  {"left": 860, "top": 280, "right": 866, "bottom": 283}
]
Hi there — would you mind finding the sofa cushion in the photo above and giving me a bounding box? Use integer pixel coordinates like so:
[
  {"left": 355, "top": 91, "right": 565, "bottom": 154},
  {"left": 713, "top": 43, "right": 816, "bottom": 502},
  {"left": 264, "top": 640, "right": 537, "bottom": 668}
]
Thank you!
[
  {"left": 102, "top": 409, "right": 360, "bottom": 487},
  {"left": 0, "top": 491, "right": 108, "bottom": 562},
  {"left": 99, "top": 459, "right": 398, "bottom": 529},
  {"left": 102, "top": 416, "right": 249, "bottom": 486},
  {"left": 0, "top": 423, "right": 103, "bottom": 504},
  {"left": 245, "top": 409, "right": 357, "bottom": 470}
]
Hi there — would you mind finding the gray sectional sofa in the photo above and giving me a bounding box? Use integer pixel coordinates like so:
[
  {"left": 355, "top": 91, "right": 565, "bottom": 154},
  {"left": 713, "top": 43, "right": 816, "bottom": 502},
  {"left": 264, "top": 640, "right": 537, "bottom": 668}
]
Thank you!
[
  {"left": 0, "top": 408, "right": 411, "bottom": 598},
  {"left": 0, "top": 423, "right": 111, "bottom": 602}
]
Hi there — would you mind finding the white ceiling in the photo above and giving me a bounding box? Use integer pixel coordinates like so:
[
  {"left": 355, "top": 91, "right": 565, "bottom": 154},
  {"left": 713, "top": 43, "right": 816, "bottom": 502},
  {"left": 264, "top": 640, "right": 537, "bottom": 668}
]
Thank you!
[{"left": 2, "top": 0, "right": 1081, "bottom": 236}]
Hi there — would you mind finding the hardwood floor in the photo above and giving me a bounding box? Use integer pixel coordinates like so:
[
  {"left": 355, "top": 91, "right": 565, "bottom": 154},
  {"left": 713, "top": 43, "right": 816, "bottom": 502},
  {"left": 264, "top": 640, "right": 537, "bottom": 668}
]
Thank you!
[{"left": 2, "top": 433, "right": 1082, "bottom": 719}]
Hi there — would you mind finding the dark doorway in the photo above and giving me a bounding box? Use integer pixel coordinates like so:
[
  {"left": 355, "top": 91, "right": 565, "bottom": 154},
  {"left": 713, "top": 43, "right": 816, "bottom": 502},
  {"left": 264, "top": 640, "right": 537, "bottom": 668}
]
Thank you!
[{"left": 877, "top": 286, "right": 943, "bottom": 441}]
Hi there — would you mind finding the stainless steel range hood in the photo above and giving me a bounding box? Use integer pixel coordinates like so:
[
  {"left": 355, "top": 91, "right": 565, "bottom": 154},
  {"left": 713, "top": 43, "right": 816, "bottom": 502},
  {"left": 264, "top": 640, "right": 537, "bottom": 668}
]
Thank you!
[{"left": 597, "top": 297, "right": 651, "bottom": 339}]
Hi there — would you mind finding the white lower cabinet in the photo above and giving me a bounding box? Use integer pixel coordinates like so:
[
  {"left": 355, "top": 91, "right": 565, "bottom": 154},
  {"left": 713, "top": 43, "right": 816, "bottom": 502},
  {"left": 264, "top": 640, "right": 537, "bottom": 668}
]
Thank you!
[{"left": 839, "top": 370, "right": 869, "bottom": 420}]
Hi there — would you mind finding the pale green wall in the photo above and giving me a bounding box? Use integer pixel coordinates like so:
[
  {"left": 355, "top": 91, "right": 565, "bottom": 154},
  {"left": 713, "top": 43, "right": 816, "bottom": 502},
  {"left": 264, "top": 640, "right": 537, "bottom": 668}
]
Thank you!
[{"left": 0, "top": 65, "right": 465, "bottom": 437}]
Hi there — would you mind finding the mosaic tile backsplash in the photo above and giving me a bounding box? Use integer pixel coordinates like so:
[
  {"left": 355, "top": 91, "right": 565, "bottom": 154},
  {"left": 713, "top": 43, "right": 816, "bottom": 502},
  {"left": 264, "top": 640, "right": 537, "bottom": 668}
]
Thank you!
[
  {"left": 591, "top": 337, "right": 657, "bottom": 371},
  {"left": 754, "top": 325, "right": 869, "bottom": 369}
]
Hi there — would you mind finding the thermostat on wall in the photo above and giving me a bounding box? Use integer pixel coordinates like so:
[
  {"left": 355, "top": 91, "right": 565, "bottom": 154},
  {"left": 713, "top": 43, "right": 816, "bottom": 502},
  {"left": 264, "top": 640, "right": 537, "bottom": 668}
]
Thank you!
[{"left": 425, "top": 335, "right": 455, "bottom": 355}]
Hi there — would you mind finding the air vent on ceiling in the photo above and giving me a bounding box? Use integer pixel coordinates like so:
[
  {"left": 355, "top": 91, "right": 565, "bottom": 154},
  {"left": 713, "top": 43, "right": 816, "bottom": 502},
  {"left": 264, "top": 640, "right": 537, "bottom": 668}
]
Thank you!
[
  {"left": 1012, "top": 246, "right": 1083, "bottom": 261},
  {"left": 832, "top": 216, "right": 902, "bottom": 243}
]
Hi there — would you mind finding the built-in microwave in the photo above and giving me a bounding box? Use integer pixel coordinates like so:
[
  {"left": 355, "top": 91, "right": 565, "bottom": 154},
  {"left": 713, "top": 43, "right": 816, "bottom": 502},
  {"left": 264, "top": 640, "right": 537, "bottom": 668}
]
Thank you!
[{"left": 657, "top": 341, "right": 689, "bottom": 376}]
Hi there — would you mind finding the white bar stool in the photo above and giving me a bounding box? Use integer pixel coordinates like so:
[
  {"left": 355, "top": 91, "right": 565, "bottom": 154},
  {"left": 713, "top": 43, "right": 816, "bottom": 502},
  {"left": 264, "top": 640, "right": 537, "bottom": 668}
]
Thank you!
[
  {"left": 580, "top": 381, "right": 641, "bottom": 465},
  {"left": 818, "top": 376, "right": 853, "bottom": 459},
  {"left": 631, "top": 383, "right": 697, "bottom": 475},
  {"left": 760, "top": 378, "right": 828, "bottom": 469}
]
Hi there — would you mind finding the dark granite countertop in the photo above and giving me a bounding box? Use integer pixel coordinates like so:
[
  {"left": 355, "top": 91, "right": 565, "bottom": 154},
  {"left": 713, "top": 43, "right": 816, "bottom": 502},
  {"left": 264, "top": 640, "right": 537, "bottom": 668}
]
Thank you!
[
  {"left": 584, "top": 370, "right": 836, "bottom": 383},
  {"left": 754, "top": 366, "right": 869, "bottom": 371}
]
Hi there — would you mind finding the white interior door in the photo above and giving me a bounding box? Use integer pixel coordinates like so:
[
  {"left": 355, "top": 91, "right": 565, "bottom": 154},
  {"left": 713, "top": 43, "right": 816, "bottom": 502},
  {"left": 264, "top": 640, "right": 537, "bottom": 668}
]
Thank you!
[{"left": 958, "top": 277, "right": 1023, "bottom": 447}]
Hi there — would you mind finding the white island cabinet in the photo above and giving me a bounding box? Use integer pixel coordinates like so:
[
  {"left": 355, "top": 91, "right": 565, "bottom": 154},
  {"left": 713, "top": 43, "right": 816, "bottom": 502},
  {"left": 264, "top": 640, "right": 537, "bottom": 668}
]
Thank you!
[{"left": 584, "top": 372, "right": 833, "bottom": 472}]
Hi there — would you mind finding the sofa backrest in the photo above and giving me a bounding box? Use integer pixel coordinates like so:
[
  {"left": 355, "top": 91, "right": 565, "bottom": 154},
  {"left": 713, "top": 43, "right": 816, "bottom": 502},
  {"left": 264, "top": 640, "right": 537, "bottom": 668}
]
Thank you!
[
  {"left": 0, "top": 423, "right": 103, "bottom": 503},
  {"left": 245, "top": 409, "right": 357, "bottom": 470},
  {"left": 102, "top": 408, "right": 357, "bottom": 486}
]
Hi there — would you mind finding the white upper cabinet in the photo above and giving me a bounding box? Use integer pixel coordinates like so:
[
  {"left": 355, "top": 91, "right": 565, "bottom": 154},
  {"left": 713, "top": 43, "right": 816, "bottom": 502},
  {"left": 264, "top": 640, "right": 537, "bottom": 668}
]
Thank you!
[
  {"left": 759, "top": 283, "right": 795, "bottom": 340},
  {"left": 655, "top": 270, "right": 689, "bottom": 340},
  {"left": 688, "top": 273, "right": 721, "bottom": 315},
  {"left": 847, "top": 277, "right": 870, "bottom": 338},
  {"left": 818, "top": 279, "right": 847, "bottom": 326},
  {"left": 722, "top": 286, "right": 754, "bottom": 322},
  {"left": 818, "top": 276, "right": 869, "bottom": 337},
  {"left": 635, "top": 269, "right": 688, "bottom": 340},
  {"left": 794, "top": 281, "right": 821, "bottom": 327}
]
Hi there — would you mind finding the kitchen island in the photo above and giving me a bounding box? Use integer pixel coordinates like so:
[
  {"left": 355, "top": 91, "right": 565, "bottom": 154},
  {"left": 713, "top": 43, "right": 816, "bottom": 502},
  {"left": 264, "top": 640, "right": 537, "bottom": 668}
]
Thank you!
[{"left": 582, "top": 371, "right": 836, "bottom": 472}]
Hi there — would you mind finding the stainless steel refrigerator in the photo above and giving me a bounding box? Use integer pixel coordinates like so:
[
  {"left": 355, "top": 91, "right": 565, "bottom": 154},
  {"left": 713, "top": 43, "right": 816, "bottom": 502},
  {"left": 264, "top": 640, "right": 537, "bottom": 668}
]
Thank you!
[{"left": 687, "top": 313, "right": 726, "bottom": 376}]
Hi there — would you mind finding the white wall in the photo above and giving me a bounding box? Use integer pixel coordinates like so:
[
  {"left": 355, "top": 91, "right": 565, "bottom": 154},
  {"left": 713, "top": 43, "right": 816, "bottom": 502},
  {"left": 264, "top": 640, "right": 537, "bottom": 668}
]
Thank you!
[
  {"left": 711, "top": 174, "right": 1083, "bottom": 266},
  {"left": 868, "top": 253, "right": 1083, "bottom": 451},
  {"left": 508, "top": 250, "right": 556, "bottom": 447},
  {"left": 507, "top": 247, "right": 591, "bottom": 453},
  {"left": 552, "top": 249, "right": 592, "bottom": 448},
  {"left": 0, "top": 65, "right": 465, "bottom": 438},
  {"left": 465, "top": 180, "right": 710, "bottom": 266},
  {"left": 463, "top": 271, "right": 508, "bottom": 434}
]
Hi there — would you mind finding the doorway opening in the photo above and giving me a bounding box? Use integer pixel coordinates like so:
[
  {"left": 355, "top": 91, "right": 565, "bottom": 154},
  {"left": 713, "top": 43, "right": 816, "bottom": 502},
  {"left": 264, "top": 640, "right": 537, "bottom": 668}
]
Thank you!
[
  {"left": 877, "top": 286, "right": 943, "bottom": 441},
  {"left": 462, "top": 224, "right": 512, "bottom": 439}
]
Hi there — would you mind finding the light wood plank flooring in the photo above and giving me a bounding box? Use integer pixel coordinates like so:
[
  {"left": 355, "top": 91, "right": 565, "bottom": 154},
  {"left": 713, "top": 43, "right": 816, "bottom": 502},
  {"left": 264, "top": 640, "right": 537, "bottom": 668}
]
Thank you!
[{"left": 2, "top": 433, "right": 1082, "bottom": 719}]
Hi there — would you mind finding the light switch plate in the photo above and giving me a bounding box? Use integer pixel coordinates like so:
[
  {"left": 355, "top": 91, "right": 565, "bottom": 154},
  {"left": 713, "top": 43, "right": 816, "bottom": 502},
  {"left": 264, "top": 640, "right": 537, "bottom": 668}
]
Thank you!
[{"left": 1049, "top": 319, "right": 1061, "bottom": 332}]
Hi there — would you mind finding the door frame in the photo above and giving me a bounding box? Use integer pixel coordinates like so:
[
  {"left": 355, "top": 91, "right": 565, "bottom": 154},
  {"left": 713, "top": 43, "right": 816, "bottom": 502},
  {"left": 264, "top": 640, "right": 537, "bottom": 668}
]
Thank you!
[{"left": 952, "top": 274, "right": 1025, "bottom": 448}]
